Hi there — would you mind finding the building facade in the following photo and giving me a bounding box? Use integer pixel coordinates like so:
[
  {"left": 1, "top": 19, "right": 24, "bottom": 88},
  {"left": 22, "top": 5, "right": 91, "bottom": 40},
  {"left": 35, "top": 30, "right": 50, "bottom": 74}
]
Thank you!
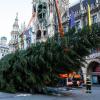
[
  {"left": 62, "top": 0, "right": 100, "bottom": 84},
  {"left": 62, "top": 0, "right": 100, "bottom": 31},
  {"left": 32, "top": 0, "right": 55, "bottom": 43},
  {"left": 16, "top": 0, "right": 57, "bottom": 50},
  {"left": 13, "top": 0, "right": 69, "bottom": 50},
  {"left": 0, "top": 37, "right": 9, "bottom": 59}
]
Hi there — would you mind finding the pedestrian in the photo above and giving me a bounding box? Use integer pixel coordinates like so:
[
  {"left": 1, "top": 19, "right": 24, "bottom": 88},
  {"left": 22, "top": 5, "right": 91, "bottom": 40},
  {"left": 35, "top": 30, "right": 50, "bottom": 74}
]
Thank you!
[{"left": 86, "top": 77, "right": 92, "bottom": 93}]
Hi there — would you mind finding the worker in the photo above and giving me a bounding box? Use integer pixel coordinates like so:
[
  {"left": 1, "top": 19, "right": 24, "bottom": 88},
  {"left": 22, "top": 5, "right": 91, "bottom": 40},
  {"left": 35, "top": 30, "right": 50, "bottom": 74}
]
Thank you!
[{"left": 86, "top": 77, "right": 92, "bottom": 93}]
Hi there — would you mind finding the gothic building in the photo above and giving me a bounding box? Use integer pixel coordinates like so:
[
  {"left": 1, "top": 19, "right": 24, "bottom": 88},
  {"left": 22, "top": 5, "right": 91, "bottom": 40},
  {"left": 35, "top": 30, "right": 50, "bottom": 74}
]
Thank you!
[
  {"left": 32, "top": 0, "right": 56, "bottom": 43},
  {"left": 17, "top": 0, "right": 69, "bottom": 50},
  {"left": 15, "top": 0, "right": 56, "bottom": 50}
]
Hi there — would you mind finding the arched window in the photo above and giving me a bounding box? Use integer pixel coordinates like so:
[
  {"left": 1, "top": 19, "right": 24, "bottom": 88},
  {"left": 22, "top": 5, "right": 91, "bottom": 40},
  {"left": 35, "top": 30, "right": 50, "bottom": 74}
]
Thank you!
[
  {"left": 36, "top": 30, "right": 41, "bottom": 39},
  {"left": 43, "top": 30, "right": 47, "bottom": 36},
  {"left": 37, "top": 2, "right": 47, "bottom": 22}
]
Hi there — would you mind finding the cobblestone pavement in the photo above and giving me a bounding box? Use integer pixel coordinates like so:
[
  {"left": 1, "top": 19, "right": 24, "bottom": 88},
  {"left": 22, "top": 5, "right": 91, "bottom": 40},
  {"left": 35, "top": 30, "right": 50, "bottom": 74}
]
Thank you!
[
  {"left": 0, "top": 86, "right": 100, "bottom": 100},
  {"left": 71, "top": 86, "right": 100, "bottom": 100}
]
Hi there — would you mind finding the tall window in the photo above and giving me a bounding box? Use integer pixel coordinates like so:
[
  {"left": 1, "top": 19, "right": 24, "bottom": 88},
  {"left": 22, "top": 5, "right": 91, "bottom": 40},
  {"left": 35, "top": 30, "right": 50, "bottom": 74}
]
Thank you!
[
  {"left": 76, "top": 21, "right": 80, "bottom": 30},
  {"left": 92, "top": 15, "right": 97, "bottom": 24}
]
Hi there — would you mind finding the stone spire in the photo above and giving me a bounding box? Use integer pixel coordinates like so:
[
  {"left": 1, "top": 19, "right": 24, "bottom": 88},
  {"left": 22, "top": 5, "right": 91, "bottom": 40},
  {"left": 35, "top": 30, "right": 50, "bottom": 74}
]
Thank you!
[
  {"left": 13, "top": 13, "right": 19, "bottom": 31},
  {"left": 9, "top": 13, "right": 19, "bottom": 53}
]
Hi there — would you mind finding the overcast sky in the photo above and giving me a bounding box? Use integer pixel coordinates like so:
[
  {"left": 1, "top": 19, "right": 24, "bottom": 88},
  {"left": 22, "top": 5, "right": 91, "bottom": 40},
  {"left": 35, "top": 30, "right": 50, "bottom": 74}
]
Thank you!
[{"left": 0, "top": 0, "right": 79, "bottom": 42}]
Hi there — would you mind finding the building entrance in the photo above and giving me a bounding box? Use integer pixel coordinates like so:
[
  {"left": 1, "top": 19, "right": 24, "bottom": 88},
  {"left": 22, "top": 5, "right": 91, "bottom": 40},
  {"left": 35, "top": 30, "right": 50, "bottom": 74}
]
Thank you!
[{"left": 87, "top": 61, "right": 100, "bottom": 85}]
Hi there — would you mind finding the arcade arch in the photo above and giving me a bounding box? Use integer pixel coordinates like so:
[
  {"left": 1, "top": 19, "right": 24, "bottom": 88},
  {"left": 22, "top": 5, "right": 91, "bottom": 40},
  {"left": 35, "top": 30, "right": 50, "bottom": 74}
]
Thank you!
[{"left": 87, "top": 61, "right": 100, "bottom": 84}]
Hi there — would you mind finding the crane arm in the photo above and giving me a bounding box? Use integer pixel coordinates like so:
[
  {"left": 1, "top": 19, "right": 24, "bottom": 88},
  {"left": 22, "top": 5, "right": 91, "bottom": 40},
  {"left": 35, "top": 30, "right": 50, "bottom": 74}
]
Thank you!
[
  {"left": 20, "top": 12, "right": 36, "bottom": 49},
  {"left": 54, "top": 0, "right": 64, "bottom": 37},
  {"left": 27, "top": 12, "right": 36, "bottom": 29}
]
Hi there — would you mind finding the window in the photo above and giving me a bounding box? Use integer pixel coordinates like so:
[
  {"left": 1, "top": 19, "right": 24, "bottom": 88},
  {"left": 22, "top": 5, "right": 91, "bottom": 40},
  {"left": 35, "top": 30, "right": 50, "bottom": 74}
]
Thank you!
[
  {"left": 91, "top": 4, "right": 95, "bottom": 10},
  {"left": 2, "top": 54, "right": 4, "bottom": 57},
  {"left": 76, "top": 21, "right": 80, "bottom": 30},
  {"left": 83, "top": 7, "right": 86, "bottom": 13},
  {"left": 99, "top": 0, "right": 100, "bottom": 3},
  {"left": 92, "top": 15, "right": 97, "bottom": 24},
  {"left": 64, "top": 27, "right": 67, "bottom": 33},
  {"left": 1, "top": 49, "right": 3, "bottom": 53},
  {"left": 6, "top": 50, "right": 8, "bottom": 53},
  {"left": 43, "top": 30, "right": 47, "bottom": 36}
]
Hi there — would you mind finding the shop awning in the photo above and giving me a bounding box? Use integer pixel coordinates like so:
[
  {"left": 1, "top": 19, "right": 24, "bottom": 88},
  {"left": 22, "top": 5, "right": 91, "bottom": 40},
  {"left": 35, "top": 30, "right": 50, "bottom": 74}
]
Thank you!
[{"left": 59, "top": 72, "right": 81, "bottom": 79}]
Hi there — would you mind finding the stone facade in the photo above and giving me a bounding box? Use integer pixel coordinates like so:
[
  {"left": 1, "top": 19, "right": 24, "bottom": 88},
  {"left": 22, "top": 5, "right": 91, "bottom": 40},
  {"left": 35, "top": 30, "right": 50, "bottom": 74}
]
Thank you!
[
  {"left": 0, "top": 37, "right": 9, "bottom": 59},
  {"left": 17, "top": 0, "right": 57, "bottom": 50},
  {"left": 32, "top": 0, "right": 56, "bottom": 43},
  {"left": 62, "top": 0, "right": 100, "bottom": 31},
  {"left": 62, "top": 0, "right": 100, "bottom": 84},
  {"left": 12, "top": 0, "right": 69, "bottom": 50}
]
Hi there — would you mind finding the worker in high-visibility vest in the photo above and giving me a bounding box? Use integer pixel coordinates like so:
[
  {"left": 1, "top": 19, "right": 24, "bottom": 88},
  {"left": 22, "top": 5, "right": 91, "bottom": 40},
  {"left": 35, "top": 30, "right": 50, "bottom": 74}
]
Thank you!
[{"left": 86, "top": 77, "right": 92, "bottom": 93}]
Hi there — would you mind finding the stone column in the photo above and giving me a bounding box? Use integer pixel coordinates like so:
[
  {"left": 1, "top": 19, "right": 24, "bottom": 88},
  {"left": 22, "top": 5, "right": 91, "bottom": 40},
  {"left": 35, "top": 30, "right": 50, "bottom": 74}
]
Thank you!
[{"left": 81, "top": 66, "right": 87, "bottom": 84}]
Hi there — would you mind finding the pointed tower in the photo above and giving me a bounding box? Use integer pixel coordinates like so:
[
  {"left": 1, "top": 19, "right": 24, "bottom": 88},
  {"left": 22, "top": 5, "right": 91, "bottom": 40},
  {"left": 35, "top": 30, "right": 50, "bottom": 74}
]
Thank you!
[
  {"left": 32, "top": 0, "right": 56, "bottom": 43},
  {"left": 9, "top": 13, "right": 19, "bottom": 53},
  {"left": 13, "top": 13, "right": 19, "bottom": 32}
]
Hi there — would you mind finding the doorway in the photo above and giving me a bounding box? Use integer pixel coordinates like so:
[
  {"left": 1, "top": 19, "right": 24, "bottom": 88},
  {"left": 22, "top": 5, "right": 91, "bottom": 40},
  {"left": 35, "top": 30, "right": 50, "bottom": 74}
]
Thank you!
[
  {"left": 98, "top": 76, "right": 100, "bottom": 84},
  {"left": 87, "top": 61, "right": 100, "bottom": 85}
]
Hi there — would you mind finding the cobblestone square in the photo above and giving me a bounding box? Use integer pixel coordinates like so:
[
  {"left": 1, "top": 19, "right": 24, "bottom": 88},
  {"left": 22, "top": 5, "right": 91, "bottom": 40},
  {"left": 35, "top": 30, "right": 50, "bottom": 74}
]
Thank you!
[{"left": 0, "top": 86, "right": 100, "bottom": 100}]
